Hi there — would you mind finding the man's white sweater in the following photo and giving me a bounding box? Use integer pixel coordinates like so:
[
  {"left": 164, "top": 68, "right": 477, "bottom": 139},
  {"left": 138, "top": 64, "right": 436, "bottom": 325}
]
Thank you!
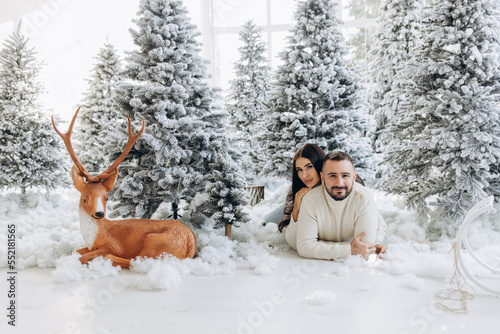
[{"left": 293, "top": 183, "right": 386, "bottom": 260}]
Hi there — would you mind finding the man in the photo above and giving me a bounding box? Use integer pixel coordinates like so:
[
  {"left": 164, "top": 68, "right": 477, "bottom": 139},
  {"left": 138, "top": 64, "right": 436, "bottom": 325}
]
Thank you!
[{"left": 296, "top": 151, "right": 386, "bottom": 260}]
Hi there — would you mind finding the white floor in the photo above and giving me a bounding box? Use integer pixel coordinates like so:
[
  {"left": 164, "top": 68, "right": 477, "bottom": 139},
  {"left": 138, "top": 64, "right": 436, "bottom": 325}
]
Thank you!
[{"left": 2, "top": 250, "right": 499, "bottom": 334}]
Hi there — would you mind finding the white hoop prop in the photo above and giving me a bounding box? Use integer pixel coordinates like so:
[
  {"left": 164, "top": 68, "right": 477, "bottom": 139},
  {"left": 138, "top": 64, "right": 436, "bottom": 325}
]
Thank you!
[{"left": 456, "top": 196, "right": 500, "bottom": 295}]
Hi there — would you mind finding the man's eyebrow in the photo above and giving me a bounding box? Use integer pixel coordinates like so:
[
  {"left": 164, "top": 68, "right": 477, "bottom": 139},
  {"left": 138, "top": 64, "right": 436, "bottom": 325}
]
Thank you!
[{"left": 327, "top": 172, "right": 351, "bottom": 176}]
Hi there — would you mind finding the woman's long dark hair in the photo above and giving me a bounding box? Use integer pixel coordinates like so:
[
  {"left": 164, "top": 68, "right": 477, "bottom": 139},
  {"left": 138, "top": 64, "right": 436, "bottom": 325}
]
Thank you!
[{"left": 278, "top": 143, "right": 325, "bottom": 232}]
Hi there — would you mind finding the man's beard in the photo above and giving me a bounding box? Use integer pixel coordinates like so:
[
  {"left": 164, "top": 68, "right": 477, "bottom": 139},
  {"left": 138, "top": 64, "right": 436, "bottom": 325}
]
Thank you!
[{"left": 326, "top": 183, "right": 353, "bottom": 201}]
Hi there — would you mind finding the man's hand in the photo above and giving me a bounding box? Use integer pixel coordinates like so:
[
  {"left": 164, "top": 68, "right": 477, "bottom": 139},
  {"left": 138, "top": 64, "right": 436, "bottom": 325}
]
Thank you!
[
  {"left": 375, "top": 244, "right": 387, "bottom": 254},
  {"left": 350, "top": 232, "right": 376, "bottom": 260}
]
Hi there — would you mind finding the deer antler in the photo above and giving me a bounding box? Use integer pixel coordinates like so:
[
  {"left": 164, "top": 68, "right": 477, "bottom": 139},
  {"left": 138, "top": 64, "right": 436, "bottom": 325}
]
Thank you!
[
  {"left": 95, "top": 114, "right": 145, "bottom": 180},
  {"left": 52, "top": 108, "right": 95, "bottom": 182},
  {"left": 52, "top": 108, "right": 145, "bottom": 183}
]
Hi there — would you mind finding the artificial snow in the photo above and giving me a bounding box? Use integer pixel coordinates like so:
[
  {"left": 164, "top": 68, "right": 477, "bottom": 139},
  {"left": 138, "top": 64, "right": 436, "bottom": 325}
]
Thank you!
[
  {"left": 304, "top": 290, "right": 338, "bottom": 305},
  {"left": 128, "top": 256, "right": 183, "bottom": 291},
  {"left": 1, "top": 182, "right": 499, "bottom": 290},
  {"left": 402, "top": 273, "right": 426, "bottom": 291},
  {"left": 328, "top": 264, "right": 350, "bottom": 277},
  {"left": 52, "top": 253, "right": 121, "bottom": 283},
  {"left": 1, "top": 181, "right": 500, "bottom": 332}
]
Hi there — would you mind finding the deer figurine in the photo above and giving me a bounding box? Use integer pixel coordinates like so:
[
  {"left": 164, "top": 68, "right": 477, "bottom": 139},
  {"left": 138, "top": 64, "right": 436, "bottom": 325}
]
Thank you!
[{"left": 52, "top": 108, "right": 196, "bottom": 268}]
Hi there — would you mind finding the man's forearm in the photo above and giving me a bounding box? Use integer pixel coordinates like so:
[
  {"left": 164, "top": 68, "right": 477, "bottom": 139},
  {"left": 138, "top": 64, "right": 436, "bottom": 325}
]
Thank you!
[{"left": 296, "top": 238, "right": 351, "bottom": 260}]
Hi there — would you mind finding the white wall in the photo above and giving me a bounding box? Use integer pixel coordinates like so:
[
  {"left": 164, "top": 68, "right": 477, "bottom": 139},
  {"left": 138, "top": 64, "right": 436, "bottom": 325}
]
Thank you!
[{"left": 0, "top": 0, "right": 207, "bottom": 121}]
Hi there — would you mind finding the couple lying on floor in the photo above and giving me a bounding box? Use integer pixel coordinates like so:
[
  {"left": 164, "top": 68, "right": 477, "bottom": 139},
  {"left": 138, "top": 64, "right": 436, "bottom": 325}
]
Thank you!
[{"left": 278, "top": 144, "right": 387, "bottom": 260}]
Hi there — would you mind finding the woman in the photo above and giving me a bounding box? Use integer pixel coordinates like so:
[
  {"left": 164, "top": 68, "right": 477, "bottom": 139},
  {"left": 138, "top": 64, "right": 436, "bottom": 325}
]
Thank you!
[{"left": 278, "top": 143, "right": 325, "bottom": 249}]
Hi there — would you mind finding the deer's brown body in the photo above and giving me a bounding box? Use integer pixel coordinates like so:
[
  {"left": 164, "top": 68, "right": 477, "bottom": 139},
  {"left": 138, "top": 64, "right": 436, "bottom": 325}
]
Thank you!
[
  {"left": 53, "top": 108, "right": 196, "bottom": 268},
  {"left": 76, "top": 213, "right": 196, "bottom": 268}
]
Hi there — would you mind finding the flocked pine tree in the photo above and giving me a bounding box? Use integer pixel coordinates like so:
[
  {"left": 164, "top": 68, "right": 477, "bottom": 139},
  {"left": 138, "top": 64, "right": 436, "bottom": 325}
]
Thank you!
[
  {"left": 226, "top": 20, "right": 270, "bottom": 137},
  {"left": 367, "top": 0, "right": 421, "bottom": 152},
  {"left": 381, "top": 0, "right": 500, "bottom": 229},
  {"left": 0, "top": 29, "right": 68, "bottom": 194},
  {"left": 74, "top": 42, "right": 123, "bottom": 174},
  {"left": 109, "top": 0, "right": 227, "bottom": 220},
  {"left": 257, "top": 0, "right": 374, "bottom": 178},
  {"left": 201, "top": 139, "right": 250, "bottom": 237},
  {"left": 225, "top": 20, "right": 270, "bottom": 181}
]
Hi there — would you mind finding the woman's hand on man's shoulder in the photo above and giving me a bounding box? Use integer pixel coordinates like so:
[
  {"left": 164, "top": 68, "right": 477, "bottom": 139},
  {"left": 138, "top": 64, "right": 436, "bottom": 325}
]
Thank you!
[
  {"left": 292, "top": 187, "right": 314, "bottom": 222},
  {"left": 295, "top": 187, "right": 313, "bottom": 202}
]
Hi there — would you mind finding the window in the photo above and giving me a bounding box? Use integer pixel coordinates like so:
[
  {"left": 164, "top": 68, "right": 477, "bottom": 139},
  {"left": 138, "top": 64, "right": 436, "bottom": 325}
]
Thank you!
[{"left": 170, "top": 0, "right": 381, "bottom": 92}]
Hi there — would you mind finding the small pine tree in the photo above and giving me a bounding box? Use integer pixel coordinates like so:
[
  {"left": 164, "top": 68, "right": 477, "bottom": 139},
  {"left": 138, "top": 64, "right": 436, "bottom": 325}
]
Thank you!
[
  {"left": 110, "top": 0, "right": 227, "bottom": 220},
  {"left": 225, "top": 20, "right": 270, "bottom": 181},
  {"left": 367, "top": 0, "right": 422, "bottom": 152},
  {"left": 202, "top": 139, "right": 250, "bottom": 231},
  {"left": 381, "top": 0, "right": 500, "bottom": 228},
  {"left": 74, "top": 42, "right": 123, "bottom": 174},
  {"left": 226, "top": 20, "right": 269, "bottom": 138},
  {"left": 0, "top": 30, "right": 68, "bottom": 194},
  {"left": 258, "top": 0, "right": 374, "bottom": 178}
]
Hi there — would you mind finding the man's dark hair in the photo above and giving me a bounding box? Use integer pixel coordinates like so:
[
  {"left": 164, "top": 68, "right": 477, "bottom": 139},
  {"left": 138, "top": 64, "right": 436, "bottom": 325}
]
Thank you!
[{"left": 322, "top": 150, "right": 354, "bottom": 169}]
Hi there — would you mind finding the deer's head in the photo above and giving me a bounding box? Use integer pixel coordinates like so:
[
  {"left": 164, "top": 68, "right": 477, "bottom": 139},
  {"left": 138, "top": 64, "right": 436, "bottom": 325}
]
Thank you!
[
  {"left": 70, "top": 165, "right": 117, "bottom": 219},
  {"left": 52, "top": 108, "right": 144, "bottom": 219}
]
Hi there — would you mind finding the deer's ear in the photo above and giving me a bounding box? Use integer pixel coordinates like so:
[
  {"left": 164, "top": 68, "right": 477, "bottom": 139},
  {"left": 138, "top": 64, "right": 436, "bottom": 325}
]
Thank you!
[
  {"left": 71, "top": 165, "right": 86, "bottom": 192},
  {"left": 101, "top": 168, "right": 118, "bottom": 192}
]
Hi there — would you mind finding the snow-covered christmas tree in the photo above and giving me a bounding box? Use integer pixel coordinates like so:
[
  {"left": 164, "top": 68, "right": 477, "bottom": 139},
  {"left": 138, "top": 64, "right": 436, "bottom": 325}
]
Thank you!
[
  {"left": 110, "top": 0, "right": 227, "bottom": 220},
  {"left": 367, "top": 0, "right": 421, "bottom": 152},
  {"left": 0, "top": 28, "right": 68, "bottom": 194},
  {"left": 74, "top": 42, "right": 123, "bottom": 174},
  {"left": 225, "top": 20, "right": 270, "bottom": 181},
  {"left": 257, "top": 0, "right": 374, "bottom": 179},
  {"left": 381, "top": 0, "right": 500, "bottom": 228},
  {"left": 226, "top": 19, "right": 270, "bottom": 138},
  {"left": 201, "top": 139, "right": 249, "bottom": 237}
]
